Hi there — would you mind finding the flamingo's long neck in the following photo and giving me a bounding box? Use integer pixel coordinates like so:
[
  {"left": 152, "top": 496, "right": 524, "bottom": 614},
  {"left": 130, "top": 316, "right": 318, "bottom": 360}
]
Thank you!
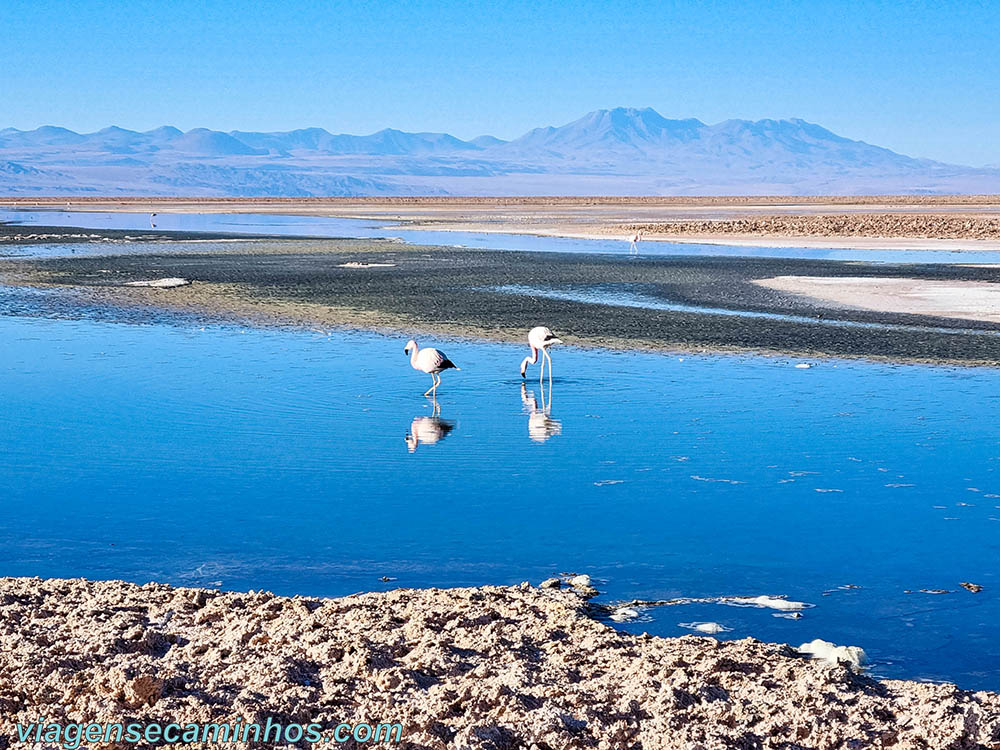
[
  {"left": 409, "top": 343, "right": 420, "bottom": 367},
  {"left": 519, "top": 345, "right": 539, "bottom": 375}
]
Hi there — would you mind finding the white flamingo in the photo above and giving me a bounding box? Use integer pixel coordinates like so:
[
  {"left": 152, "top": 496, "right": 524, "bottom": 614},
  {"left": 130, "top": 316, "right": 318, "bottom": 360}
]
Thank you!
[
  {"left": 519, "top": 326, "right": 562, "bottom": 385},
  {"left": 629, "top": 229, "right": 643, "bottom": 254},
  {"left": 404, "top": 339, "right": 459, "bottom": 396},
  {"left": 150, "top": 212, "right": 157, "bottom": 228}
]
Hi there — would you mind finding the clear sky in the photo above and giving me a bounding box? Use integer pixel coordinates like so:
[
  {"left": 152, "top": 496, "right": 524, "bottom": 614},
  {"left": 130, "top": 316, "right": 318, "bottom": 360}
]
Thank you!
[{"left": 2, "top": 0, "right": 998, "bottom": 165}]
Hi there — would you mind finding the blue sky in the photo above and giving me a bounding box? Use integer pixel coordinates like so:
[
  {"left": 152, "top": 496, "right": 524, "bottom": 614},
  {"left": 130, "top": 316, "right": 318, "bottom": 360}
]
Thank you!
[{"left": 2, "top": 0, "right": 998, "bottom": 165}]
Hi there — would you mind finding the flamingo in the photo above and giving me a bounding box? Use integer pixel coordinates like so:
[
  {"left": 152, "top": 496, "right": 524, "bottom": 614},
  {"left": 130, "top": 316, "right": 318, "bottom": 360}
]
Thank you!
[
  {"left": 404, "top": 339, "right": 459, "bottom": 396},
  {"left": 150, "top": 212, "right": 157, "bottom": 228},
  {"left": 629, "top": 229, "right": 643, "bottom": 254},
  {"left": 519, "top": 326, "right": 562, "bottom": 385}
]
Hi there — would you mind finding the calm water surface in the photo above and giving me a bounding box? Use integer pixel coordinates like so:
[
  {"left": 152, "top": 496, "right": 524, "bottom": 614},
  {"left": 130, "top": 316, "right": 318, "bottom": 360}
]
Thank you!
[
  {"left": 5, "top": 208, "right": 1000, "bottom": 264},
  {"left": 1, "top": 295, "right": 999, "bottom": 688}
]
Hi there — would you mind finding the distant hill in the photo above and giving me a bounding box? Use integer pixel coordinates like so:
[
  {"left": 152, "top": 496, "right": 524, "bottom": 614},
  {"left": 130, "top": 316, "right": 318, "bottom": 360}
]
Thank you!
[{"left": 1, "top": 107, "right": 998, "bottom": 196}]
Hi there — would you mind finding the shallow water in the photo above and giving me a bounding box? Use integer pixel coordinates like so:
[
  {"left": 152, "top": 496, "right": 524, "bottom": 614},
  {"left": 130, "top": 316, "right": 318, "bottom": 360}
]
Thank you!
[
  {"left": 5, "top": 208, "right": 1000, "bottom": 264},
  {"left": 0, "top": 208, "right": 385, "bottom": 238},
  {"left": 2, "top": 292, "right": 999, "bottom": 688}
]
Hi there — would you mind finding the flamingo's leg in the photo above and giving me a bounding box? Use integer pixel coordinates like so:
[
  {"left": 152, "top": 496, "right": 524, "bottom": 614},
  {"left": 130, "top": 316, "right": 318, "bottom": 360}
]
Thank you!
[
  {"left": 544, "top": 349, "right": 553, "bottom": 388},
  {"left": 540, "top": 359, "right": 553, "bottom": 411},
  {"left": 424, "top": 374, "right": 436, "bottom": 397}
]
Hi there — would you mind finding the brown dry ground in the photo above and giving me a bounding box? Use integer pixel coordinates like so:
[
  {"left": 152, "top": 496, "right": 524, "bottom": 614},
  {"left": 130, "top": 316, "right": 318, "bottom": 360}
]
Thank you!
[{"left": 2, "top": 577, "right": 999, "bottom": 750}]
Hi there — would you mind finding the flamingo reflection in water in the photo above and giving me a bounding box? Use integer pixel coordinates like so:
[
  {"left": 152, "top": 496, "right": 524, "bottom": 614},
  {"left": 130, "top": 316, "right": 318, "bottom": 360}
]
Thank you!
[
  {"left": 405, "top": 396, "right": 455, "bottom": 453},
  {"left": 521, "top": 381, "right": 562, "bottom": 443}
]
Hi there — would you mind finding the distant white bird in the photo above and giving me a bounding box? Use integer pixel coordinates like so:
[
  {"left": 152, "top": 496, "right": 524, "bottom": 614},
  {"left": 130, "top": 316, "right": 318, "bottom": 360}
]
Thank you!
[
  {"left": 629, "top": 229, "right": 643, "bottom": 254},
  {"left": 519, "top": 326, "right": 562, "bottom": 384},
  {"left": 149, "top": 212, "right": 157, "bottom": 228},
  {"left": 404, "top": 339, "right": 459, "bottom": 396}
]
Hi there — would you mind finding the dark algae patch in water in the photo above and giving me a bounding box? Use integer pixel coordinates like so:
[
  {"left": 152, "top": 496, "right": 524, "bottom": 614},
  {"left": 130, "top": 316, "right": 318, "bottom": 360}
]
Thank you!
[
  {"left": 6, "top": 238, "right": 1000, "bottom": 364},
  {"left": 0, "top": 222, "right": 280, "bottom": 245}
]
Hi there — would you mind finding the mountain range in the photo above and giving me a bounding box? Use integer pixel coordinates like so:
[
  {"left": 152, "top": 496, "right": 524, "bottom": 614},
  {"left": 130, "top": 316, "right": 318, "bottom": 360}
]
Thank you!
[{"left": 2, "top": 107, "right": 997, "bottom": 196}]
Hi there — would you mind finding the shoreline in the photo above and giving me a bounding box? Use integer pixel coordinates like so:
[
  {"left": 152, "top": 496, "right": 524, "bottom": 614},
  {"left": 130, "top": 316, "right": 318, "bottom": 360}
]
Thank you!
[
  {"left": 4, "top": 229, "right": 1000, "bottom": 367},
  {"left": 373, "top": 219, "right": 1000, "bottom": 252},
  {"left": 7, "top": 195, "right": 1000, "bottom": 252},
  {"left": 9, "top": 277, "right": 1000, "bottom": 371},
  {"left": 2, "top": 576, "right": 998, "bottom": 749}
]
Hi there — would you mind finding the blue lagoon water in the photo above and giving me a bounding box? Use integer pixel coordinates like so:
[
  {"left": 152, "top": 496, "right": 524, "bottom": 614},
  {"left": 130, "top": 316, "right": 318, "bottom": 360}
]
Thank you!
[{"left": 2, "top": 301, "right": 999, "bottom": 688}]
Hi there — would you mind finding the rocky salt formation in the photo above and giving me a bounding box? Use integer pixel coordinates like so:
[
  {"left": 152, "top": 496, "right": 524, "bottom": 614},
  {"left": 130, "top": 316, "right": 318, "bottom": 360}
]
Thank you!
[
  {"left": 624, "top": 214, "right": 1000, "bottom": 240},
  {"left": 1, "top": 577, "right": 999, "bottom": 749}
]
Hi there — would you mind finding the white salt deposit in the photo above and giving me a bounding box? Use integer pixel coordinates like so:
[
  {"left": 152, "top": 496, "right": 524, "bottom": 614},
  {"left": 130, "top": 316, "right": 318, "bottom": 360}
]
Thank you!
[
  {"left": 722, "top": 595, "right": 812, "bottom": 611},
  {"left": 610, "top": 607, "right": 640, "bottom": 622},
  {"left": 680, "top": 621, "right": 732, "bottom": 634},
  {"left": 798, "top": 639, "right": 867, "bottom": 671},
  {"left": 125, "top": 278, "right": 191, "bottom": 289}
]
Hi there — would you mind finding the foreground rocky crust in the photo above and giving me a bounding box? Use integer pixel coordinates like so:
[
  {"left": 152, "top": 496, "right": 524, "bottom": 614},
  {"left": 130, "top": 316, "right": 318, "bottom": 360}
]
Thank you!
[{"left": 1, "top": 578, "right": 999, "bottom": 749}]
